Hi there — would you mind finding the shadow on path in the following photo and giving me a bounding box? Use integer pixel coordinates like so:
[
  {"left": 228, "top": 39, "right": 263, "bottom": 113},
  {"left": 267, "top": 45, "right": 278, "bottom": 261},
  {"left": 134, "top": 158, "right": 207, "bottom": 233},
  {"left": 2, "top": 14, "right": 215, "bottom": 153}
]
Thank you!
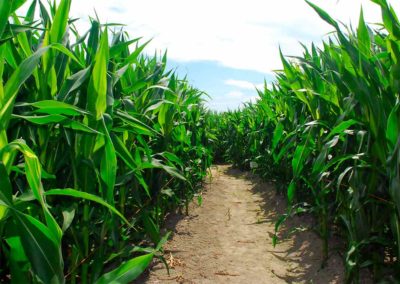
[{"left": 224, "top": 166, "right": 344, "bottom": 283}]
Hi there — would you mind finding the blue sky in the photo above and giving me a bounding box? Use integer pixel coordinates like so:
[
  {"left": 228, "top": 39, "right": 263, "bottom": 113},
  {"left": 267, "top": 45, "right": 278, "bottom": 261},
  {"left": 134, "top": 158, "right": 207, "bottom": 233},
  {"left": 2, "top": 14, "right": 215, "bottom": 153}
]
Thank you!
[
  {"left": 167, "top": 60, "right": 272, "bottom": 111},
  {"left": 21, "top": 0, "right": 400, "bottom": 111}
]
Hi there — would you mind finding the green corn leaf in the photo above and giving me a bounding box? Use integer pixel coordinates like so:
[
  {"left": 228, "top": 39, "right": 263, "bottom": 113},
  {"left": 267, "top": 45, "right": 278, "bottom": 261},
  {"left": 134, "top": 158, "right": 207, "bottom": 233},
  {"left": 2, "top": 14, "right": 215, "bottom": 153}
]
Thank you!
[
  {"left": 5, "top": 236, "right": 30, "bottom": 283},
  {"left": 156, "top": 232, "right": 171, "bottom": 251},
  {"left": 123, "top": 81, "right": 148, "bottom": 94},
  {"left": 0, "top": 24, "right": 42, "bottom": 45},
  {"left": 357, "top": 8, "right": 371, "bottom": 57},
  {"left": 58, "top": 67, "right": 91, "bottom": 101},
  {"left": 272, "top": 122, "right": 284, "bottom": 151},
  {"left": 287, "top": 181, "right": 296, "bottom": 203},
  {"left": 1, "top": 46, "right": 51, "bottom": 131},
  {"left": 110, "top": 37, "right": 141, "bottom": 58},
  {"left": 50, "top": 0, "right": 71, "bottom": 43},
  {"left": 12, "top": 114, "right": 67, "bottom": 124},
  {"left": 38, "top": 0, "right": 50, "bottom": 30},
  {"left": 11, "top": 14, "right": 33, "bottom": 58},
  {"left": 146, "top": 158, "right": 186, "bottom": 181},
  {"left": 16, "top": 100, "right": 89, "bottom": 116},
  {"left": 292, "top": 144, "right": 310, "bottom": 178},
  {"left": 312, "top": 147, "right": 329, "bottom": 176},
  {"left": 111, "top": 134, "right": 151, "bottom": 196},
  {"left": 13, "top": 212, "right": 64, "bottom": 284},
  {"left": 24, "top": 0, "right": 37, "bottom": 23},
  {"left": 305, "top": 0, "right": 339, "bottom": 28},
  {"left": 158, "top": 103, "right": 168, "bottom": 135},
  {"left": 50, "top": 43, "right": 85, "bottom": 68},
  {"left": 115, "top": 110, "right": 156, "bottom": 136},
  {"left": 0, "top": 162, "right": 12, "bottom": 203},
  {"left": 86, "top": 20, "right": 100, "bottom": 64},
  {"left": 279, "top": 47, "right": 295, "bottom": 80},
  {"left": 2, "top": 140, "right": 63, "bottom": 241},
  {"left": 386, "top": 103, "right": 400, "bottom": 150},
  {"left": 161, "top": 152, "right": 184, "bottom": 167},
  {"left": 61, "top": 119, "right": 102, "bottom": 134},
  {"left": 1, "top": 140, "right": 45, "bottom": 202},
  {"left": 123, "top": 39, "right": 151, "bottom": 65},
  {"left": 143, "top": 213, "right": 160, "bottom": 244},
  {"left": 87, "top": 27, "right": 109, "bottom": 120},
  {"left": 326, "top": 119, "right": 359, "bottom": 140},
  {"left": 0, "top": 0, "right": 27, "bottom": 39},
  {"left": 100, "top": 118, "right": 117, "bottom": 204},
  {"left": 1, "top": 43, "right": 81, "bottom": 132},
  {"left": 45, "top": 188, "right": 132, "bottom": 227},
  {"left": 95, "top": 254, "right": 153, "bottom": 284},
  {"left": 273, "top": 214, "right": 288, "bottom": 247},
  {"left": 3, "top": 42, "right": 18, "bottom": 69},
  {"left": 372, "top": 0, "right": 400, "bottom": 39},
  {"left": 111, "top": 134, "right": 137, "bottom": 170},
  {"left": 0, "top": 164, "right": 11, "bottom": 221}
]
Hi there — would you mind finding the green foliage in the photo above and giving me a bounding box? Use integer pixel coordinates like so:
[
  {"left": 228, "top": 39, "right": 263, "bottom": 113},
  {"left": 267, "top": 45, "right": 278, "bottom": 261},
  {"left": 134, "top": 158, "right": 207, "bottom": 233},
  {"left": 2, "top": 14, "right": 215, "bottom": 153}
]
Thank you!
[
  {"left": 211, "top": 1, "right": 400, "bottom": 282},
  {"left": 0, "top": 1, "right": 212, "bottom": 282}
]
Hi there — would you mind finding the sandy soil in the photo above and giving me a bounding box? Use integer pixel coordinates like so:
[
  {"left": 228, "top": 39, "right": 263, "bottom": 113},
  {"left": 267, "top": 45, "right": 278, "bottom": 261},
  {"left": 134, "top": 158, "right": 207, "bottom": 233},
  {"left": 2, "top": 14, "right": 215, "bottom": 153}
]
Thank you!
[{"left": 137, "top": 165, "right": 345, "bottom": 284}]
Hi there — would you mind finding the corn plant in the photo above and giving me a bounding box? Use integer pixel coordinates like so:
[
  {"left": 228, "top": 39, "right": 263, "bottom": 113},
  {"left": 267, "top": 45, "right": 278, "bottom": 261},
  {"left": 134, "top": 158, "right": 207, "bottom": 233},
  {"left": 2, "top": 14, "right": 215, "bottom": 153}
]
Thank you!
[
  {"left": 211, "top": 0, "right": 400, "bottom": 282},
  {"left": 0, "top": 0, "right": 212, "bottom": 282}
]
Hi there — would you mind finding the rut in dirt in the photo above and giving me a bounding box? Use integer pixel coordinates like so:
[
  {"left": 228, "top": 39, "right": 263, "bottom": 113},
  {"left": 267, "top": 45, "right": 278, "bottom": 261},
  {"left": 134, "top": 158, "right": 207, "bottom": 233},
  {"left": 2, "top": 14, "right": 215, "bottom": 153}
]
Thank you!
[{"left": 137, "top": 165, "right": 344, "bottom": 284}]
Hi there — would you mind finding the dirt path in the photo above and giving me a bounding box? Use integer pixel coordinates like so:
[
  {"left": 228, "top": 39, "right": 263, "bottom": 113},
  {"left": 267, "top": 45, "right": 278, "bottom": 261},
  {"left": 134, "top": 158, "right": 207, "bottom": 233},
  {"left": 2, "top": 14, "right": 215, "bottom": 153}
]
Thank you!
[{"left": 138, "top": 165, "right": 344, "bottom": 283}]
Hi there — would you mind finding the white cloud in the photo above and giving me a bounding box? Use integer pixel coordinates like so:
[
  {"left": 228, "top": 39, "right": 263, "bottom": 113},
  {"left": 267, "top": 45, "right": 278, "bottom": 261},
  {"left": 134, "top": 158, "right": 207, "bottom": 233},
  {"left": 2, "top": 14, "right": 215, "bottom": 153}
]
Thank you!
[
  {"left": 64, "top": 0, "right": 400, "bottom": 73},
  {"left": 226, "top": 91, "right": 245, "bottom": 99},
  {"left": 224, "top": 79, "right": 263, "bottom": 90},
  {"left": 206, "top": 92, "right": 259, "bottom": 111},
  {"left": 256, "top": 83, "right": 265, "bottom": 90},
  {"left": 19, "top": 0, "right": 400, "bottom": 74}
]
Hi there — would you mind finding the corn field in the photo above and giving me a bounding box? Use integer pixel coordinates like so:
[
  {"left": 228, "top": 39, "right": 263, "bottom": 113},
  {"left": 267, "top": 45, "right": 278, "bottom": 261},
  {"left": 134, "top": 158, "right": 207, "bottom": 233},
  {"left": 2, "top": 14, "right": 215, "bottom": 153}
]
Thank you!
[
  {"left": 212, "top": 0, "right": 400, "bottom": 282},
  {"left": 2, "top": 0, "right": 400, "bottom": 283},
  {"left": 0, "top": 0, "right": 212, "bottom": 282}
]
